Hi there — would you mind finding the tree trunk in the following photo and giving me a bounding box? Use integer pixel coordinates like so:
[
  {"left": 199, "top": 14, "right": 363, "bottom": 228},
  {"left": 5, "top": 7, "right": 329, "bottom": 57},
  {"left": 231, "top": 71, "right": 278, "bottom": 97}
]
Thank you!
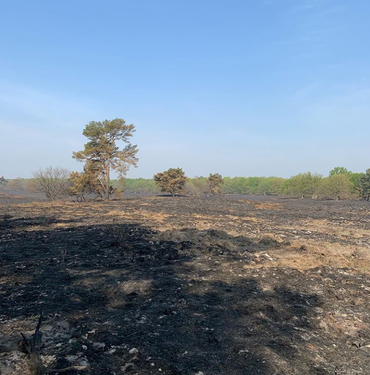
[{"left": 105, "top": 157, "right": 110, "bottom": 200}]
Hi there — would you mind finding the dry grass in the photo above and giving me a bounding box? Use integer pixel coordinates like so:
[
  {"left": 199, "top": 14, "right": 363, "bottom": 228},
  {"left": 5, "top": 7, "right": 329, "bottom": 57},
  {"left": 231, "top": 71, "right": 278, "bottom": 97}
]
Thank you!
[
  {"left": 2, "top": 197, "right": 370, "bottom": 273},
  {"left": 238, "top": 199, "right": 283, "bottom": 210}
]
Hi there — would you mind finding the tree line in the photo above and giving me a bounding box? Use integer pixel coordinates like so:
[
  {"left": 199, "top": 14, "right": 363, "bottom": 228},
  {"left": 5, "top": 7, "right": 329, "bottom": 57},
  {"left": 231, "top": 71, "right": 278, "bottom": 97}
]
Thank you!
[
  {"left": 3, "top": 167, "right": 370, "bottom": 201},
  {"left": 124, "top": 168, "right": 370, "bottom": 200},
  {"left": 1, "top": 118, "right": 369, "bottom": 201}
]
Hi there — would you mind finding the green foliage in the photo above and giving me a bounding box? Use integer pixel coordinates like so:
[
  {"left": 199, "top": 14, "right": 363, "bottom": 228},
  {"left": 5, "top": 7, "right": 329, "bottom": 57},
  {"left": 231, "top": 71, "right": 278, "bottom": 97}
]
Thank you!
[
  {"left": 207, "top": 173, "right": 224, "bottom": 195},
  {"left": 281, "top": 172, "right": 322, "bottom": 198},
  {"left": 347, "top": 172, "right": 363, "bottom": 193},
  {"left": 255, "top": 177, "right": 285, "bottom": 196},
  {"left": 356, "top": 169, "right": 370, "bottom": 201},
  {"left": 329, "top": 166, "right": 350, "bottom": 176},
  {"left": 223, "top": 177, "right": 248, "bottom": 194},
  {"left": 327, "top": 167, "right": 363, "bottom": 194},
  {"left": 317, "top": 174, "right": 354, "bottom": 200},
  {"left": 73, "top": 118, "right": 139, "bottom": 200},
  {"left": 113, "top": 178, "right": 159, "bottom": 194},
  {"left": 154, "top": 168, "right": 189, "bottom": 196},
  {"left": 223, "top": 176, "right": 284, "bottom": 196},
  {"left": 245, "top": 177, "right": 260, "bottom": 194}
]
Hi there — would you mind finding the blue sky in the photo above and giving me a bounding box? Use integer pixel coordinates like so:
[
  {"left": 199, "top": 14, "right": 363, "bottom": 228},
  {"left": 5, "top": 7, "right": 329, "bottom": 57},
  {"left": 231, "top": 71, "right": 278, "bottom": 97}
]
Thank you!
[{"left": 1, "top": 0, "right": 369, "bottom": 178}]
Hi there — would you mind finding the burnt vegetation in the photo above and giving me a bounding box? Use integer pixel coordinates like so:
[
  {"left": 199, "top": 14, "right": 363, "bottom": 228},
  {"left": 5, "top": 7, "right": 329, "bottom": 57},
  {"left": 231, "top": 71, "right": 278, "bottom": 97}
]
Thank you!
[
  {"left": 154, "top": 168, "right": 189, "bottom": 197},
  {"left": 1, "top": 196, "right": 370, "bottom": 374}
]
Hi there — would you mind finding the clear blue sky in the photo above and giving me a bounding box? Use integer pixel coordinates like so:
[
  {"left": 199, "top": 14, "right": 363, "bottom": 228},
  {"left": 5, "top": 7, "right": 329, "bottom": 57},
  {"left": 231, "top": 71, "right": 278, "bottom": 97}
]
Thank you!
[{"left": 1, "top": 0, "right": 369, "bottom": 179}]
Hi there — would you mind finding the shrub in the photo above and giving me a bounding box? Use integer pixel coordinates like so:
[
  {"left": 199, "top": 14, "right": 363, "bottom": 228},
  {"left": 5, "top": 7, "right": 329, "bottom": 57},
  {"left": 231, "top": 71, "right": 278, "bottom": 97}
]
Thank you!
[
  {"left": 154, "top": 168, "right": 188, "bottom": 196},
  {"left": 31, "top": 166, "right": 70, "bottom": 200}
]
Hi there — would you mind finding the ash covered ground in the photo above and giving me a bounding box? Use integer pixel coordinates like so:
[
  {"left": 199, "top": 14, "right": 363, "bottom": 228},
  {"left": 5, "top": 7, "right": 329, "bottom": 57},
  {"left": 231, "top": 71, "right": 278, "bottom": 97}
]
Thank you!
[{"left": 1, "top": 195, "right": 370, "bottom": 374}]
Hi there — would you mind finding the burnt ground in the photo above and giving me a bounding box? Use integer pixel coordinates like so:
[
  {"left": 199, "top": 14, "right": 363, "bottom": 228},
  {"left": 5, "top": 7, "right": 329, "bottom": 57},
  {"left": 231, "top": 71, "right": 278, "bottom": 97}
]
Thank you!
[{"left": 1, "top": 195, "right": 370, "bottom": 375}]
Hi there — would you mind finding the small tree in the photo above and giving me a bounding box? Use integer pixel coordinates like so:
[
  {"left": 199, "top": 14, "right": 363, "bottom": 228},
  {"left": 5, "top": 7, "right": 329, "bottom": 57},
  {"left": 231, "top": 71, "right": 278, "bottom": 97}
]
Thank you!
[
  {"left": 73, "top": 118, "right": 139, "bottom": 200},
  {"left": 68, "top": 171, "right": 96, "bottom": 201},
  {"left": 154, "top": 168, "right": 188, "bottom": 196},
  {"left": 32, "top": 166, "right": 70, "bottom": 200},
  {"left": 317, "top": 175, "right": 354, "bottom": 200},
  {"left": 281, "top": 172, "right": 322, "bottom": 198},
  {"left": 69, "top": 172, "right": 87, "bottom": 201},
  {"left": 69, "top": 159, "right": 121, "bottom": 201},
  {"left": 207, "top": 173, "right": 224, "bottom": 195}
]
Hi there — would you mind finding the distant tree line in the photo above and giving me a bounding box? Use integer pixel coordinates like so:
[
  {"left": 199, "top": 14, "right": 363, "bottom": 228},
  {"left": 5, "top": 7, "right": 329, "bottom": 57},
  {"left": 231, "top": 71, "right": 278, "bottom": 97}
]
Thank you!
[
  {"left": 2, "top": 166, "right": 370, "bottom": 201},
  {"left": 3, "top": 161, "right": 370, "bottom": 203},
  {"left": 123, "top": 167, "right": 370, "bottom": 200},
  {"left": 114, "top": 167, "right": 370, "bottom": 200}
]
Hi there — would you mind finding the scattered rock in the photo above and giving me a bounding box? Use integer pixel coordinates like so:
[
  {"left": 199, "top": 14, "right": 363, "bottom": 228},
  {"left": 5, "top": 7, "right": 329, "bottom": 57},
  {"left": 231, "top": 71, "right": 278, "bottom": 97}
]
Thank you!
[{"left": 129, "top": 347, "right": 140, "bottom": 355}]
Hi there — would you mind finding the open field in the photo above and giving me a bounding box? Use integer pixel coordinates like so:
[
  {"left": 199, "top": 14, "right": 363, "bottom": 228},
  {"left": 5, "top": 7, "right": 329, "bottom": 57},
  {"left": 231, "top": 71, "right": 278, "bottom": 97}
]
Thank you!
[{"left": 1, "top": 195, "right": 370, "bottom": 374}]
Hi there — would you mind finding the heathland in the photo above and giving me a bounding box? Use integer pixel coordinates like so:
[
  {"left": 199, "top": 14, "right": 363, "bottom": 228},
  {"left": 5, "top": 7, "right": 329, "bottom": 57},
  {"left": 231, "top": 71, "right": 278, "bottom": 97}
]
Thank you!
[{"left": 1, "top": 194, "right": 370, "bottom": 374}]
